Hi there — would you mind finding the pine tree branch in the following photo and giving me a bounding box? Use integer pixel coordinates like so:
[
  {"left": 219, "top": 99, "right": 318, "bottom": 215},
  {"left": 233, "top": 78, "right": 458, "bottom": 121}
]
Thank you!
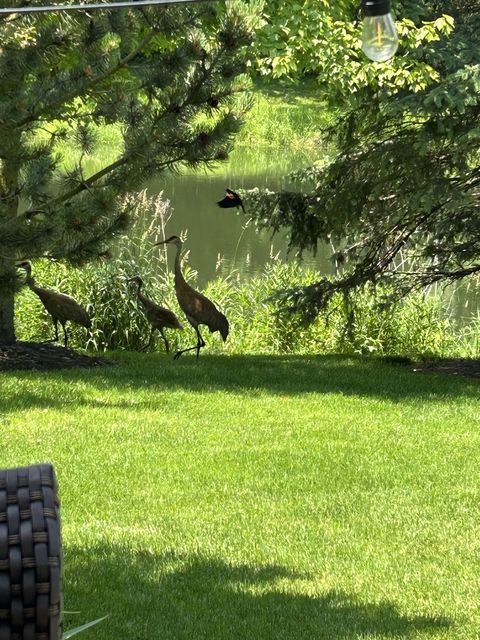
[
  {"left": 400, "top": 264, "right": 480, "bottom": 282},
  {"left": 3, "top": 28, "right": 158, "bottom": 131},
  {"left": 18, "top": 58, "right": 236, "bottom": 216},
  {"left": 278, "top": 199, "right": 452, "bottom": 320},
  {"left": 1, "top": 34, "right": 245, "bottom": 229},
  {"left": 2, "top": 150, "right": 187, "bottom": 231}
]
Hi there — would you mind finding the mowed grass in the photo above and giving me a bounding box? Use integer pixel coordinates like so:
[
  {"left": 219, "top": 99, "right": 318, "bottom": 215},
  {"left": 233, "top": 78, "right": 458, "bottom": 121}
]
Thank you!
[{"left": 1, "top": 353, "right": 479, "bottom": 640}]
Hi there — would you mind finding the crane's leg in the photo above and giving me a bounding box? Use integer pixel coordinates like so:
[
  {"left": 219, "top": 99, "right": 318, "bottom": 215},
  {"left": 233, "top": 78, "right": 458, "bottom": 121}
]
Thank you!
[
  {"left": 195, "top": 328, "right": 205, "bottom": 359},
  {"left": 53, "top": 318, "right": 59, "bottom": 343},
  {"left": 61, "top": 322, "right": 68, "bottom": 348},
  {"left": 141, "top": 327, "right": 155, "bottom": 352},
  {"left": 173, "top": 328, "right": 205, "bottom": 360},
  {"left": 159, "top": 328, "right": 170, "bottom": 354}
]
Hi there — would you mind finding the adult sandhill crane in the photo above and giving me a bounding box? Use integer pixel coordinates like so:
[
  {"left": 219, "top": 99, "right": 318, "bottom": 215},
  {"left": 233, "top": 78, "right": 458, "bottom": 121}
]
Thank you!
[
  {"left": 126, "top": 276, "right": 183, "bottom": 354},
  {"left": 17, "top": 261, "right": 91, "bottom": 348},
  {"left": 154, "top": 236, "right": 229, "bottom": 359}
]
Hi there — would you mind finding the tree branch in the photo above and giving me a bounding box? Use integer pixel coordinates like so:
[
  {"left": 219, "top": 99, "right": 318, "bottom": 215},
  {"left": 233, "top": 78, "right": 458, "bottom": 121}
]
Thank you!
[{"left": 3, "top": 28, "right": 158, "bottom": 131}]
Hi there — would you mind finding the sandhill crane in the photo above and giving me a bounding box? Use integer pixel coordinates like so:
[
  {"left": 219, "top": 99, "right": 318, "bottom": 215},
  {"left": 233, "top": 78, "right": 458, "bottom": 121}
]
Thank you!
[
  {"left": 217, "top": 188, "right": 245, "bottom": 213},
  {"left": 154, "top": 236, "right": 229, "bottom": 359},
  {"left": 17, "top": 261, "right": 91, "bottom": 348},
  {"left": 126, "top": 276, "right": 183, "bottom": 354}
]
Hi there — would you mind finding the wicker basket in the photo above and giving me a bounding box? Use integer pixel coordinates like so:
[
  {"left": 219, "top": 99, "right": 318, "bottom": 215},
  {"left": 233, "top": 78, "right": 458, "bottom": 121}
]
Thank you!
[{"left": 0, "top": 464, "right": 62, "bottom": 640}]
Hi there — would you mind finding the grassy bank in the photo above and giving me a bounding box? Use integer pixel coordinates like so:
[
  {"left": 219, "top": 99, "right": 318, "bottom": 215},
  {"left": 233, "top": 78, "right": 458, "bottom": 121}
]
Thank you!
[
  {"left": 1, "top": 353, "right": 479, "bottom": 639},
  {"left": 234, "top": 80, "right": 333, "bottom": 150}
]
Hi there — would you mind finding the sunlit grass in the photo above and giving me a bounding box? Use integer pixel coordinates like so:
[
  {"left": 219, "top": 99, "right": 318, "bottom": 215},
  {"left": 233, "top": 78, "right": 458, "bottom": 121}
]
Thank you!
[
  {"left": 234, "top": 79, "right": 333, "bottom": 151},
  {"left": 1, "top": 353, "right": 479, "bottom": 639}
]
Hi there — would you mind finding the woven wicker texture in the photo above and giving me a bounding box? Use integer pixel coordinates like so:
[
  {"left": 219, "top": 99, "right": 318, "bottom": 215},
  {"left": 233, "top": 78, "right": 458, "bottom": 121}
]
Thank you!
[{"left": 0, "top": 465, "right": 62, "bottom": 640}]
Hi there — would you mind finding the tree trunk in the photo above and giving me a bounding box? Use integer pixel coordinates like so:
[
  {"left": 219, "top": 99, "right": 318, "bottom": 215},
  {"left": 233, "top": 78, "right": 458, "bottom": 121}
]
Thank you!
[
  {"left": 0, "top": 137, "right": 21, "bottom": 345},
  {"left": 0, "top": 281, "right": 16, "bottom": 344}
]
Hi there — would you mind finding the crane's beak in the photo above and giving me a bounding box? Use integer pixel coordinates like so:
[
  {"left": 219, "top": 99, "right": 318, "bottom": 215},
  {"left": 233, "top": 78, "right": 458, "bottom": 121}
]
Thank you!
[{"left": 153, "top": 240, "right": 167, "bottom": 246}]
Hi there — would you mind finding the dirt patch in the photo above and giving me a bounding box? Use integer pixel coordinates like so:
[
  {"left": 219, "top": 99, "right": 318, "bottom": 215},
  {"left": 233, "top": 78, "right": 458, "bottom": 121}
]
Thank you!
[
  {"left": 412, "top": 358, "right": 480, "bottom": 379},
  {"left": 0, "top": 342, "right": 113, "bottom": 372}
]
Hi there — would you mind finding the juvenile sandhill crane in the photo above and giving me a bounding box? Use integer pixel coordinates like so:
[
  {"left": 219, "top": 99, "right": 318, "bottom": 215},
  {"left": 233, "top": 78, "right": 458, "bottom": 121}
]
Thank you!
[
  {"left": 154, "top": 236, "right": 229, "bottom": 359},
  {"left": 126, "top": 276, "right": 183, "bottom": 354},
  {"left": 17, "top": 261, "right": 91, "bottom": 348}
]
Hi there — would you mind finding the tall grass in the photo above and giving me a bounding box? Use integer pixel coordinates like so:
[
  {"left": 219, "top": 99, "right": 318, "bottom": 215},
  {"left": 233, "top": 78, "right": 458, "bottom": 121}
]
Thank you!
[
  {"left": 234, "top": 80, "right": 334, "bottom": 151},
  {"left": 14, "top": 193, "right": 480, "bottom": 359}
]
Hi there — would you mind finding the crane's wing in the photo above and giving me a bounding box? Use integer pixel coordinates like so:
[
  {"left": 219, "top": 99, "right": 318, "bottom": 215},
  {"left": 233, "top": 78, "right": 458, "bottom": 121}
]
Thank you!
[
  {"left": 35, "top": 288, "right": 90, "bottom": 325},
  {"left": 144, "top": 301, "right": 183, "bottom": 329}
]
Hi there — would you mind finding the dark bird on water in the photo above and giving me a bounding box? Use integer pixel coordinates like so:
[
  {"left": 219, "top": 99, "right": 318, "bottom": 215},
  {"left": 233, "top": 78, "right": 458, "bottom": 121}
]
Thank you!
[
  {"left": 17, "top": 261, "right": 91, "bottom": 348},
  {"left": 127, "top": 276, "right": 183, "bottom": 354},
  {"left": 154, "top": 236, "right": 229, "bottom": 359},
  {"left": 216, "top": 188, "right": 245, "bottom": 213}
]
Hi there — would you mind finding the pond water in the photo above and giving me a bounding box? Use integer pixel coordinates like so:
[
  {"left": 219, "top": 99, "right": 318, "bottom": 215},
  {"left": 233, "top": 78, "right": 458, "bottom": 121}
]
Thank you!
[
  {"left": 147, "top": 147, "right": 333, "bottom": 283},
  {"left": 147, "top": 146, "right": 479, "bottom": 326}
]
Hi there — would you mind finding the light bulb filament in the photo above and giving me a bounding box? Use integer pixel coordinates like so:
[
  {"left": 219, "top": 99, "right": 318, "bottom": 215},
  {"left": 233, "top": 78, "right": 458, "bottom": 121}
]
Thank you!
[
  {"left": 361, "top": 10, "right": 399, "bottom": 63},
  {"left": 376, "top": 21, "right": 382, "bottom": 47}
]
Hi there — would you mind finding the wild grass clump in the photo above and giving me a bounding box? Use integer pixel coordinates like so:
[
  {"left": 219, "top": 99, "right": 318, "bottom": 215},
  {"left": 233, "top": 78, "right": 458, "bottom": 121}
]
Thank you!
[
  {"left": 234, "top": 80, "right": 334, "bottom": 150},
  {"left": 204, "top": 269, "right": 480, "bottom": 359},
  {"left": 14, "top": 193, "right": 480, "bottom": 359}
]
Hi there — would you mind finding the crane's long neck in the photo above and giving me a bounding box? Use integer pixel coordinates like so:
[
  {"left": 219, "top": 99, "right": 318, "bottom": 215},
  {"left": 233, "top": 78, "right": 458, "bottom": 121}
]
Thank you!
[
  {"left": 174, "top": 243, "right": 187, "bottom": 289},
  {"left": 24, "top": 271, "right": 37, "bottom": 291}
]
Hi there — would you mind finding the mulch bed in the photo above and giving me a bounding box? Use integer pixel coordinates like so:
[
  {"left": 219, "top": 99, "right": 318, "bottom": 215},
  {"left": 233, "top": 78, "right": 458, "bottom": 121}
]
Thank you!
[
  {"left": 412, "top": 358, "right": 480, "bottom": 379},
  {"left": 0, "top": 342, "right": 113, "bottom": 372}
]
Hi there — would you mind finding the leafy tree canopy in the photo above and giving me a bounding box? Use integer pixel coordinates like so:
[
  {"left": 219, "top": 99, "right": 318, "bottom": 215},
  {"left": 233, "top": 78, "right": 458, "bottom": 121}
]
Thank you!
[
  {"left": 253, "top": 0, "right": 455, "bottom": 97},
  {"left": 243, "top": 1, "right": 480, "bottom": 321}
]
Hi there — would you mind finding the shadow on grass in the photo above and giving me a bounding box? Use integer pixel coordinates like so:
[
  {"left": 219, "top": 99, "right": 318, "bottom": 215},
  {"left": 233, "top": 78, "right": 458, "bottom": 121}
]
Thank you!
[
  {"left": 1, "top": 355, "right": 479, "bottom": 416},
  {"left": 65, "top": 546, "right": 450, "bottom": 640}
]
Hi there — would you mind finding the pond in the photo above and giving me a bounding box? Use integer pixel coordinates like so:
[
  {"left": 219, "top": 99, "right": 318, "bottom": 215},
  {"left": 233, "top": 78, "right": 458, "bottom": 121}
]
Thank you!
[{"left": 147, "top": 146, "right": 479, "bottom": 326}]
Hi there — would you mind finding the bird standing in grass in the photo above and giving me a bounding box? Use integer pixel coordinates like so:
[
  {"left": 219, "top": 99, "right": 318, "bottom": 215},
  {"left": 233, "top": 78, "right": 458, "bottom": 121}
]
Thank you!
[
  {"left": 17, "top": 261, "right": 91, "bottom": 348},
  {"left": 127, "top": 276, "right": 183, "bottom": 354},
  {"left": 154, "top": 236, "right": 229, "bottom": 359}
]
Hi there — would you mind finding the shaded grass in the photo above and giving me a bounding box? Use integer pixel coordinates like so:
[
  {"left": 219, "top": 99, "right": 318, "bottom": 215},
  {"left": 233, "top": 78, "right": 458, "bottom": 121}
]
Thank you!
[{"left": 1, "top": 353, "right": 479, "bottom": 639}]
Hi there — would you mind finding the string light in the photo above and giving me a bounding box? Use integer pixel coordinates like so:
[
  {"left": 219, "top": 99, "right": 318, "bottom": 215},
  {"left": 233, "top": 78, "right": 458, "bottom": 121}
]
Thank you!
[{"left": 360, "top": 0, "right": 398, "bottom": 62}]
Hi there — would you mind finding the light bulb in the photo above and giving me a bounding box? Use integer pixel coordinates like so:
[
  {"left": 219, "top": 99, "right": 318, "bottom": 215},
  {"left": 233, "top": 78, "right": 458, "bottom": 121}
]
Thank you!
[{"left": 361, "top": 0, "right": 399, "bottom": 63}]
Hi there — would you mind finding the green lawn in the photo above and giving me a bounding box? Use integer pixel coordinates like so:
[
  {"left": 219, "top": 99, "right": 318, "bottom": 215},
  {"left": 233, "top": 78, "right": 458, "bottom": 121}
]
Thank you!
[{"left": 1, "top": 353, "right": 479, "bottom": 640}]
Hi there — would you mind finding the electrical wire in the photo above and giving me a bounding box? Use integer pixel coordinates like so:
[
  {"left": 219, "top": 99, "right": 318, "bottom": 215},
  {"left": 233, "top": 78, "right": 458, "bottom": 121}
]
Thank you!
[{"left": 0, "top": 0, "right": 214, "bottom": 15}]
